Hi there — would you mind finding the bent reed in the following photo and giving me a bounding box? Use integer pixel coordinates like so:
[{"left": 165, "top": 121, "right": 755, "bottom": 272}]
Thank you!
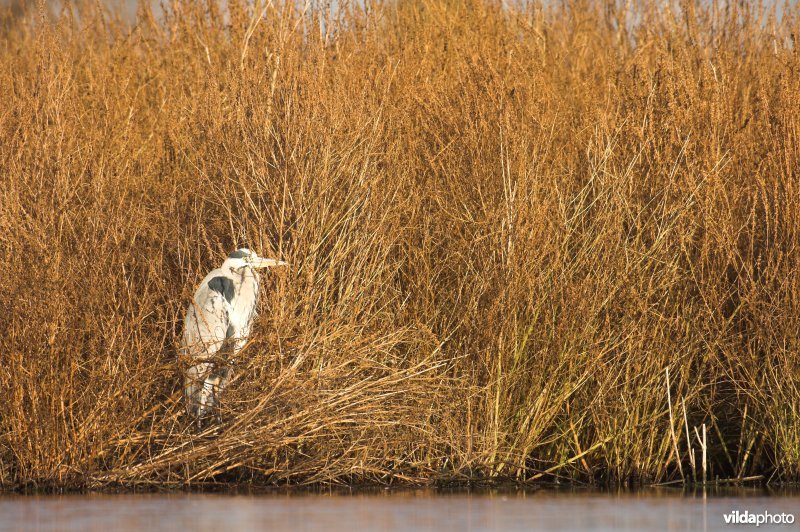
[{"left": 0, "top": 0, "right": 798, "bottom": 489}]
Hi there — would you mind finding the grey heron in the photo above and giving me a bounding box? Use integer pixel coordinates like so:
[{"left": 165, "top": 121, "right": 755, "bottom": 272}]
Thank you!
[{"left": 181, "top": 248, "right": 288, "bottom": 426}]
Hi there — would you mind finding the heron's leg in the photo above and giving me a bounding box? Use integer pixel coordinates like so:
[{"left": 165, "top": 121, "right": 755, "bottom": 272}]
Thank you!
[
  {"left": 210, "top": 366, "right": 234, "bottom": 423},
  {"left": 197, "top": 369, "right": 219, "bottom": 424},
  {"left": 185, "top": 362, "right": 213, "bottom": 419}
]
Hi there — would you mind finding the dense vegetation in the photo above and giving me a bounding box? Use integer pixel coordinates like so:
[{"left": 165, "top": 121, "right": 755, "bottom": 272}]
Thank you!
[{"left": 1, "top": 0, "right": 798, "bottom": 489}]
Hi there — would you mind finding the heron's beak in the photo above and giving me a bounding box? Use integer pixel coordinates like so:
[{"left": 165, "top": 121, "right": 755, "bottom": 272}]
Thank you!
[{"left": 249, "top": 257, "right": 289, "bottom": 269}]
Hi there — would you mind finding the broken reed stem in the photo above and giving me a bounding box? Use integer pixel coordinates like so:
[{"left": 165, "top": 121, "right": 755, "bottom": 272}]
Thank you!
[
  {"left": 694, "top": 423, "right": 708, "bottom": 484},
  {"left": 704, "top": 423, "right": 707, "bottom": 484},
  {"left": 665, "top": 368, "right": 684, "bottom": 481},
  {"left": 683, "top": 403, "right": 695, "bottom": 482}
]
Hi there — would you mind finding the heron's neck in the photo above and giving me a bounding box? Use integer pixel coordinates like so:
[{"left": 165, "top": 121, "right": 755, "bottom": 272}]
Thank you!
[{"left": 233, "top": 266, "right": 260, "bottom": 295}]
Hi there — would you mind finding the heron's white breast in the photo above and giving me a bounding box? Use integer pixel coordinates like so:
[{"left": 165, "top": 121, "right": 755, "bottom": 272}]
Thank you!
[{"left": 229, "top": 269, "right": 260, "bottom": 332}]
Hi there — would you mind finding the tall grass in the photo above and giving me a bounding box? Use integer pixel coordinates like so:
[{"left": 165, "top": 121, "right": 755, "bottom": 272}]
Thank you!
[{"left": 0, "top": 0, "right": 798, "bottom": 489}]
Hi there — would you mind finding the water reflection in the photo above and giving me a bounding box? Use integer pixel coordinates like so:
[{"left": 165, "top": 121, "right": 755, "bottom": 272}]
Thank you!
[{"left": 3, "top": 488, "right": 800, "bottom": 531}]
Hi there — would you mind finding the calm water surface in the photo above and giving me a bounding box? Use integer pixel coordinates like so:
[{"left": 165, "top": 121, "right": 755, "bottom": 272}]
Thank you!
[{"left": 2, "top": 489, "right": 800, "bottom": 531}]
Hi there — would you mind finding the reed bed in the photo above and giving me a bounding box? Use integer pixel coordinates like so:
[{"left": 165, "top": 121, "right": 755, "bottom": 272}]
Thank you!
[{"left": 0, "top": 0, "right": 798, "bottom": 489}]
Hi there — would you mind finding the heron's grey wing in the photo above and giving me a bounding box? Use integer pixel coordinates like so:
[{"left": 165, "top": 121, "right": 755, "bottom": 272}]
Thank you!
[
  {"left": 208, "top": 276, "right": 235, "bottom": 304},
  {"left": 182, "top": 287, "right": 234, "bottom": 361}
]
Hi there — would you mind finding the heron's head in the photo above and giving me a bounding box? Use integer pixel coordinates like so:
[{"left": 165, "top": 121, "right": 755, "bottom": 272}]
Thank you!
[{"left": 226, "top": 248, "right": 288, "bottom": 270}]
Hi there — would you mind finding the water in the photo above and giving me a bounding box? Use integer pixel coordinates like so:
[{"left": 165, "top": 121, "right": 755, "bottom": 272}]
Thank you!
[{"left": 3, "top": 489, "right": 800, "bottom": 531}]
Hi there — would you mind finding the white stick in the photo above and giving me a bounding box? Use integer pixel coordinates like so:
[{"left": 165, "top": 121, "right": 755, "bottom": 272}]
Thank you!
[
  {"left": 694, "top": 424, "right": 708, "bottom": 484},
  {"left": 665, "top": 368, "right": 684, "bottom": 480}
]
